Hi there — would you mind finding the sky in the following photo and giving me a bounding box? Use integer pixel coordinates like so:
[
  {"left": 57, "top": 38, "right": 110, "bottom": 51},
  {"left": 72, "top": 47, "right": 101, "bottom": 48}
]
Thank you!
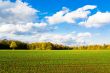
[{"left": 0, "top": 0, "right": 110, "bottom": 46}]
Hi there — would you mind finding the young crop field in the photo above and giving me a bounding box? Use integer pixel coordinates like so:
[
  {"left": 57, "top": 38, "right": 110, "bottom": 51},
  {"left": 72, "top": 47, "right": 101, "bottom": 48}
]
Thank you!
[{"left": 0, "top": 50, "right": 110, "bottom": 73}]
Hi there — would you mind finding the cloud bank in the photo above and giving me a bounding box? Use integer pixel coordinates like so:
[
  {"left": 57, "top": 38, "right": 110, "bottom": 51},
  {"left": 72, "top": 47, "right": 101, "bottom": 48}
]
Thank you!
[{"left": 1, "top": 32, "right": 92, "bottom": 46}]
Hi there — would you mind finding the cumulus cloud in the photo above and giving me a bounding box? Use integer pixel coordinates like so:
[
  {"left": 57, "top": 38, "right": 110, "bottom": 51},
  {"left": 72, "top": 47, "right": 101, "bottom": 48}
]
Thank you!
[
  {"left": 46, "top": 5, "right": 110, "bottom": 28},
  {"left": 46, "top": 5, "right": 96, "bottom": 24},
  {"left": 79, "top": 12, "right": 110, "bottom": 27},
  {"left": 0, "top": 0, "right": 55, "bottom": 35},
  {"left": 0, "top": 0, "right": 38, "bottom": 24},
  {"left": 0, "top": 0, "right": 37, "bottom": 34},
  {"left": 0, "top": 22, "right": 56, "bottom": 35}
]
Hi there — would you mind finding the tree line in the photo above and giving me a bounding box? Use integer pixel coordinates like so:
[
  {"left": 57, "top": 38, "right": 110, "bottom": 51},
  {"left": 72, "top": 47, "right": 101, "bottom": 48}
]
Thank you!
[{"left": 0, "top": 39, "right": 110, "bottom": 50}]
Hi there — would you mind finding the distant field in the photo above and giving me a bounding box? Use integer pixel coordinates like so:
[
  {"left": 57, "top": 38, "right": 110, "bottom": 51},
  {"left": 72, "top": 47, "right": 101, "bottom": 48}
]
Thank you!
[{"left": 0, "top": 50, "right": 110, "bottom": 73}]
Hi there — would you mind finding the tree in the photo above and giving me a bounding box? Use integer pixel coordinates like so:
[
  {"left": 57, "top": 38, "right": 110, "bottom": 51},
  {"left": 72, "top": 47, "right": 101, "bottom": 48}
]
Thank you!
[
  {"left": 10, "top": 41, "right": 17, "bottom": 50},
  {"left": 0, "top": 39, "right": 10, "bottom": 49},
  {"left": 46, "top": 42, "right": 53, "bottom": 50},
  {"left": 41, "top": 43, "right": 47, "bottom": 50}
]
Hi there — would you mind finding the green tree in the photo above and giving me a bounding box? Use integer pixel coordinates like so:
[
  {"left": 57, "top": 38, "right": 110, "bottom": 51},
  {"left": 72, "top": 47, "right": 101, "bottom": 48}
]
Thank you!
[
  {"left": 46, "top": 42, "right": 53, "bottom": 50},
  {"left": 10, "top": 41, "right": 17, "bottom": 50},
  {"left": 41, "top": 43, "right": 47, "bottom": 50}
]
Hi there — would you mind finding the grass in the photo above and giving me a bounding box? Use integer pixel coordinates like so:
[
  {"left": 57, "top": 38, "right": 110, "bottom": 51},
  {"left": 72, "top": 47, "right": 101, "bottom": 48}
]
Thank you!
[{"left": 0, "top": 50, "right": 110, "bottom": 73}]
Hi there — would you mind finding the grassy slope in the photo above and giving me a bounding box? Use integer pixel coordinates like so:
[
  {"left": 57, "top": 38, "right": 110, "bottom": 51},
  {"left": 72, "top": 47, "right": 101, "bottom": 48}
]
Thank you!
[{"left": 0, "top": 50, "right": 110, "bottom": 73}]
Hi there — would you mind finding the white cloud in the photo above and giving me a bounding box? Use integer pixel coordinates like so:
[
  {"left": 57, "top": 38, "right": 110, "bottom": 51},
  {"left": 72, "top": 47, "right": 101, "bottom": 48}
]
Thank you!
[
  {"left": 0, "top": 0, "right": 37, "bottom": 34},
  {"left": 30, "top": 32, "right": 92, "bottom": 46},
  {"left": 0, "top": 22, "right": 48, "bottom": 34},
  {"left": 46, "top": 5, "right": 96, "bottom": 24},
  {"left": 79, "top": 12, "right": 110, "bottom": 27},
  {"left": 0, "top": 0, "right": 38, "bottom": 24},
  {"left": 0, "top": 32, "right": 92, "bottom": 46},
  {"left": 77, "top": 32, "right": 92, "bottom": 38},
  {"left": 45, "top": 7, "right": 69, "bottom": 24},
  {"left": 77, "top": 5, "right": 97, "bottom": 11},
  {"left": 0, "top": 24, "right": 16, "bottom": 33},
  {"left": 34, "top": 23, "right": 48, "bottom": 28},
  {"left": 0, "top": 0, "right": 55, "bottom": 34}
]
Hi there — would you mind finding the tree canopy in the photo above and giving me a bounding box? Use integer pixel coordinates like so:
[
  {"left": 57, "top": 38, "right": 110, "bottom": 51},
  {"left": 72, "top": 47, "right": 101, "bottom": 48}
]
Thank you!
[
  {"left": 0, "top": 39, "right": 110, "bottom": 50},
  {"left": 10, "top": 41, "right": 17, "bottom": 49}
]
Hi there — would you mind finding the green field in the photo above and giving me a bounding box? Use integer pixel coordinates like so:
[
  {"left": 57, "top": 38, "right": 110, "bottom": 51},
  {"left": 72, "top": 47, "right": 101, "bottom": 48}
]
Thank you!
[{"left": 0, "top": 50, "right": 110, "bottom": 73}]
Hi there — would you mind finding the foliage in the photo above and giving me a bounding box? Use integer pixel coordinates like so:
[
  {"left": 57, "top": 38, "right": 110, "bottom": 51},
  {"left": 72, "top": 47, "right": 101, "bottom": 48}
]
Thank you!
[
  {"left": 0, "top": 39, "right": 11, "bottom": 49},
  {"left": 0, "top": 39, "right": 27, "bottom": 50},
  {"left": 1, "top": 39, "right": 110, "bottom": 50},
  {"left": 10, "top": 41, "right": 17, "bottom": 49}
]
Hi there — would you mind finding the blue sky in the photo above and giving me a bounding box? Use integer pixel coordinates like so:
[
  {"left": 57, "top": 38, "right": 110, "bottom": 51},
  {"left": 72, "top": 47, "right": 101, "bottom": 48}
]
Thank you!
[
  {"left": 21, "top": 0, "right": 110, "bottom": 13},
  {"left": 0, "top": 0, "right": 110, "bottom": 45}
]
